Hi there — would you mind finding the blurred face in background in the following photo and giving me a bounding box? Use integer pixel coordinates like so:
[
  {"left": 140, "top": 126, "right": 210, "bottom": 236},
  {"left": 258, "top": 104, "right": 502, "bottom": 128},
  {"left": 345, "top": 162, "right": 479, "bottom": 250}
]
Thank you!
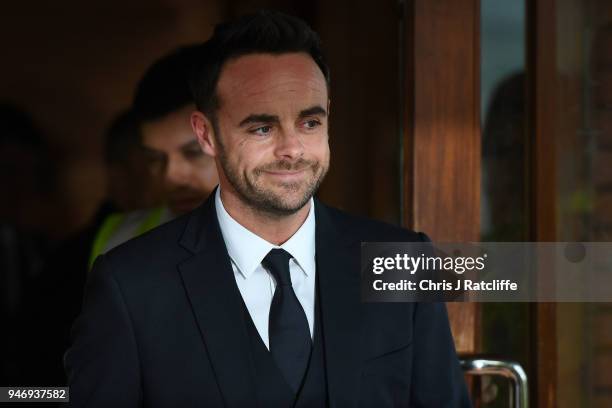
[
  {"left": 107, "top": 148, "right": 164, "bottom": 212},
  {"left": 141, "top": 104, "right": 218, "bottom": 215}
]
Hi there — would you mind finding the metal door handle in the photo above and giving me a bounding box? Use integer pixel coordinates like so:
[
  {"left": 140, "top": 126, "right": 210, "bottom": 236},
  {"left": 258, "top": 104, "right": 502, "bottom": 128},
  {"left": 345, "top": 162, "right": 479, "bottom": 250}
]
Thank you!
[{"left": 459, "top": 356, "right": 528, "bottom": 408}]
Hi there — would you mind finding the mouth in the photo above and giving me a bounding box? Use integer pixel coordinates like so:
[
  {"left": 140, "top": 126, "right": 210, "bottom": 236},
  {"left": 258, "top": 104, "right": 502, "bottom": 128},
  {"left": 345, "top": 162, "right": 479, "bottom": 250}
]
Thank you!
[{"left": 262, "top": 169, "right": 307, "bottom": 182}]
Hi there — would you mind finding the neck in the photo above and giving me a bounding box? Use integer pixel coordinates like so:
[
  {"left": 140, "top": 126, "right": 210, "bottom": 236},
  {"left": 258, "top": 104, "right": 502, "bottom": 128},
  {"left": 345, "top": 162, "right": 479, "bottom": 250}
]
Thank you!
[{"left": 219, "top": 186, "right": 311, "bottom": 245}]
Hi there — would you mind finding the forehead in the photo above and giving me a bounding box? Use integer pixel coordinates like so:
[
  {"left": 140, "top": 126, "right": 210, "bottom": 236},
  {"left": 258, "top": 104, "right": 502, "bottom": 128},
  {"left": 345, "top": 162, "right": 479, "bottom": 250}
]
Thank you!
[{"left": 216, "top": 53, "right": 328, "bottom": 115}]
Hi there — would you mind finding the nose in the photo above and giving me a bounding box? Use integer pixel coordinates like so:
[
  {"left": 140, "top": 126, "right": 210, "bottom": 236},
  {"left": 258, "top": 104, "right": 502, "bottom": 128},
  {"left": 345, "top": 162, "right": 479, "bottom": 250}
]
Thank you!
[
  {"left": 274, "top": 129, "right": 304, "bottom": 160},
  {"left": 165, "top": 155, "right": 192, "bottom": 187}
]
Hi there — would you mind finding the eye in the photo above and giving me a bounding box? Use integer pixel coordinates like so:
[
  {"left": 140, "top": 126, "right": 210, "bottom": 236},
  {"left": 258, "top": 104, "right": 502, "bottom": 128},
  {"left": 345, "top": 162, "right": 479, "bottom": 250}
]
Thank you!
[
  {"left": 143, "top": 150, "right": 165, "bottom": 165},
  {"left": 250, "top": 125, "right": 273, "bottom": 136},
  {"left": 143, "top": 153, "right": 167, "bottom": 175},
  {"left": 302, "top": 119, "right": 321, "bottom": 130}
]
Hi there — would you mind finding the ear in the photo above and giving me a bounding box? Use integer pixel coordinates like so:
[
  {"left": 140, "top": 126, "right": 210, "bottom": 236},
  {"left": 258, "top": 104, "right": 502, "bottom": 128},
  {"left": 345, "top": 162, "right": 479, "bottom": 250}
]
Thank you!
[
  {"left": 327, "top": 98, "right": 331, "bottom": 116},
  {"left": 191, "top": 110, "right": 218, "bottom": 157}
]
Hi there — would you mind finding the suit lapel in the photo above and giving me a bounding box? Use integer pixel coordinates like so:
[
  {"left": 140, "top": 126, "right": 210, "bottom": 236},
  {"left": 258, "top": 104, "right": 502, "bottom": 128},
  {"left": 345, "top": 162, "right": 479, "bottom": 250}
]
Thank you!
[
  {"left": 315, "top": 202, "right": 363, "bottom": 407},
  {"left": 178, "top": 193, "right": 257, "bottom": 408},
  {"left": 177, "top": 194, "right": 365, "bottom": 407}
]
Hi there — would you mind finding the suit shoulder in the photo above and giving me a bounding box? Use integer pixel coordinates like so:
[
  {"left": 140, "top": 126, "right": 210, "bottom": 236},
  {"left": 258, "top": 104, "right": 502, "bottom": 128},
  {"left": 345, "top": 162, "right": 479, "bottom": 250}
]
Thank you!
[
  {"left": 102, "top": 212, "right": 191, "bottom": 273},
  {"left": 317, "top": 201, "right": 430, "bottom": 242}
]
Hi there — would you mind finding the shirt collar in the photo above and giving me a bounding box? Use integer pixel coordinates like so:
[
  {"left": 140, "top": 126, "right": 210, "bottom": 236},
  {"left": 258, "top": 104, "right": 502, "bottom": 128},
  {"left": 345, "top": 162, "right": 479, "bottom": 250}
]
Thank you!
[{"left": 215, "top": 187, "right": 316, "bottom": 280}]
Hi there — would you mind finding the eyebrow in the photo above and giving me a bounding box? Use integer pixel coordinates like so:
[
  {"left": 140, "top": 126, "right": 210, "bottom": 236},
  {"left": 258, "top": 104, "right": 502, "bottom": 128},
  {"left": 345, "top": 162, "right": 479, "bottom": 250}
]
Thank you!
[
  {"left": 238, "top": 105, "right": 328, "bottom": 127},
  {"left": 298, "top": 105, "right": 327, "bottom": 118},
  {"left": 239, "top": 114, "right": 279, "bottom": 127}
]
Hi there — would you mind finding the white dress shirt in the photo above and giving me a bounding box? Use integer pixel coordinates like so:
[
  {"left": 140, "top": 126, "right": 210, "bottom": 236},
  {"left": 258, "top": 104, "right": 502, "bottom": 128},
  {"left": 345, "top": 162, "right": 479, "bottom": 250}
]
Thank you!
[{"left": 215, "top": 187, "right": 316, "bottom": 349}]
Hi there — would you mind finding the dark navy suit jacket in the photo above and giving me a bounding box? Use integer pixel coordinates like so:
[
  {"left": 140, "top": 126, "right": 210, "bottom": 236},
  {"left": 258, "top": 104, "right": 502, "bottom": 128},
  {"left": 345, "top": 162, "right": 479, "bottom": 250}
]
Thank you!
[{"left": 65, "top": 193, "right": 471, "bottom": 407}]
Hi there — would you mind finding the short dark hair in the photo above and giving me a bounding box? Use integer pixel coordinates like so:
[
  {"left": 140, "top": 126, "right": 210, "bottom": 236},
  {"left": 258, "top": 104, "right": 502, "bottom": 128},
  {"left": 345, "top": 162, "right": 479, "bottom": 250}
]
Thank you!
[
  {"left": 133, "top": 44, "right": 203, "bottom": 122},
  {"left": 190, "top": 10, "right": 330, "bottom": 118}
]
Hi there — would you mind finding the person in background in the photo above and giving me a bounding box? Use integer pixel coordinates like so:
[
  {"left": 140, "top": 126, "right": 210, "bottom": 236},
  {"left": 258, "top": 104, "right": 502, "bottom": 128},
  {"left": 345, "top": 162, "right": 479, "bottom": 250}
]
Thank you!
[
  {"left": 104, "top": 109, "right": 165, "bottom": 213},
  {"left": 0, "top": 104, "right": 55, "bottom": 385},
  {"left": 90, "top": 44, "right": 218, "bottom": 260},
  {"left": 20, "top": 44, "right": 218, "bottom": 387},
  {"left": 18, "top": 108, "right": 164, "bottom": 386}
]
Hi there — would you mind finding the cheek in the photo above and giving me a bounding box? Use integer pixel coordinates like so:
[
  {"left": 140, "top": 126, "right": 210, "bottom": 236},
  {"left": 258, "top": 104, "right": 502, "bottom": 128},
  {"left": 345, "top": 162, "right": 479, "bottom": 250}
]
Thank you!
[
  {"left": 235, "top": 144, "right": 273, "bottom": 169},
  {"left": 306, "top": 135, "right": 330, "bottom": 161}
]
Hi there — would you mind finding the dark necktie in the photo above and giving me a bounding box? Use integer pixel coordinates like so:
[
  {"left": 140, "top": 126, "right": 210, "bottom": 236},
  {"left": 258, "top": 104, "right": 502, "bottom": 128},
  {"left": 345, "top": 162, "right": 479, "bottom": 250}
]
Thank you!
[{"left": 262, "top": 248, "right": 312, "bottom": 393}]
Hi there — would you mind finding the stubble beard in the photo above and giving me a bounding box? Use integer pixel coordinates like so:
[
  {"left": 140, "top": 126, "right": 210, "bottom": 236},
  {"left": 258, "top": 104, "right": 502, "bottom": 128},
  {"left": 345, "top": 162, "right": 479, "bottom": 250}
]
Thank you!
[{"left": 218, "top": 147, "right": 329, "bottom": 218}]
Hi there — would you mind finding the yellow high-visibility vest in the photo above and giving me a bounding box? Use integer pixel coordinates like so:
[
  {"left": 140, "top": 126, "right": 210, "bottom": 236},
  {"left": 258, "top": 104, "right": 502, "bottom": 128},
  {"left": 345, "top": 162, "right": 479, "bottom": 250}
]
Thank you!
[{"left": 88, "top": 206, "right": 169, "bottom": 270}]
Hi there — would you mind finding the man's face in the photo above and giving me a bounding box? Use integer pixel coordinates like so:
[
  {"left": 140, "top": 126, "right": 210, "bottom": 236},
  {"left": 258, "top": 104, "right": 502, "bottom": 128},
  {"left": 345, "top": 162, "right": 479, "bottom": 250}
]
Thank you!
[
  {"left": 209, "top": 52, "right": 330, "bottom": 216},
  {"left": 107, "top": 148, "right": 164, "bottom": 212},
  {"left": 141, "top": 105, "right": 218, "bottom": 214}
]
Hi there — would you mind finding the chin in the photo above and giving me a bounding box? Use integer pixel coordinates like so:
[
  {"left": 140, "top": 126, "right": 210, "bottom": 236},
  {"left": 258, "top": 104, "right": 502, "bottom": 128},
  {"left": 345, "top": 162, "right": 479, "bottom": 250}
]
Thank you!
[{"left": 275, "top": 195, "right": 312, "bottom": 213}]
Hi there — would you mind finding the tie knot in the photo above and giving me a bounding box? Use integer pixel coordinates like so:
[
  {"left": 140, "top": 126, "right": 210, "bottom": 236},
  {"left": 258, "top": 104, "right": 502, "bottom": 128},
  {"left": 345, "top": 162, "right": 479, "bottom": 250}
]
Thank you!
[{"left": 262, "top": 248, "right": 293, "bottom": 286}]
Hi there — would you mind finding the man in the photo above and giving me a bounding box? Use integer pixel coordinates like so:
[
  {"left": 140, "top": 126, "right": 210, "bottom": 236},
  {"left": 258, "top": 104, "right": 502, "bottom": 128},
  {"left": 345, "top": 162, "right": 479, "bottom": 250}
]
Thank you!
[
  {"left": 104, "top": 109, "right": 164, "bottom": 213},
  {"left": 90, "top": 45, "right": 218, "bottom": 258},
  {"left": 0, "top": 104, "right": 53, "bottom": 385},
  {"left": 19, "top": 109, "right": 163, "bottom": 386},
  {"left": 66, "top": 11, "right": 470, "bottom": 407}
]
